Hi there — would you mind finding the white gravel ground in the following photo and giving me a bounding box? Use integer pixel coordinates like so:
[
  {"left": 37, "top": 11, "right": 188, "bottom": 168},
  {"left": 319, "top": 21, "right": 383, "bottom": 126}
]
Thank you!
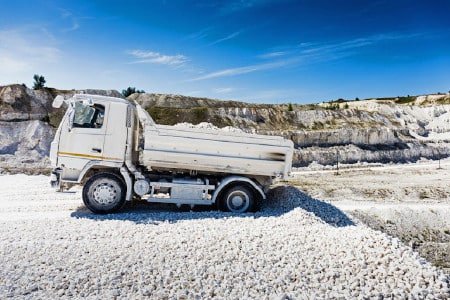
[{"left": 0, "top": 174, "right": 449, "bottom": 299}]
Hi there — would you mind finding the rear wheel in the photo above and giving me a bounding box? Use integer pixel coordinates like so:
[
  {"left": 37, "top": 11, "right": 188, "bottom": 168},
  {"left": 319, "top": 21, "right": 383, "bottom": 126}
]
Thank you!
[
  {"left": 220, "top": 185, "right": 255, "bottom": 213},
  {"left": 82, "top": 172, "right": 126, "bottom": 214}
]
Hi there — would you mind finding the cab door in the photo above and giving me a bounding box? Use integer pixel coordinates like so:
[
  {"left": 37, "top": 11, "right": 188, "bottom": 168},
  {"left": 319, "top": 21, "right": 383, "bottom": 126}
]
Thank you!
[{"left": 57, "top": 101, "right": 108, "bottom": 180}]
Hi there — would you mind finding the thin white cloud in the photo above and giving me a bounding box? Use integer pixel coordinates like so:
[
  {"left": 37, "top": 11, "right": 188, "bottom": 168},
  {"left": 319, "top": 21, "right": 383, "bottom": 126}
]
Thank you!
[
  {"left": 305, "top": 33, "right": 421, "bottom": 64},
  {"left": 59, "top": 8, "right": 81, "bottom": 32},
  {"left": 213, "top": 87, "right": 235, "bottom": 94},
  {"left": 65, "top": 20, "right": 80, "bottom": 32},
  {"left": 259, "top": 51, "right": 289, "bottom": 59},
  {"left": 128, "top": 50, "right": 189, "bottom": 66},
  {"left": 208, "top": 31, "right": 241, "bottom": 46},
  {"left": 184, "top": 27, "right": 212, "bottom": 41},
  {"left": 262, "top": 32, "right": 421, "bottom": 64},
  {"left": 190, "top": 60, "right": 291, "bottom": 81},
  {"left": 191, "top": 32, "right": 418, "bottom": 82}
]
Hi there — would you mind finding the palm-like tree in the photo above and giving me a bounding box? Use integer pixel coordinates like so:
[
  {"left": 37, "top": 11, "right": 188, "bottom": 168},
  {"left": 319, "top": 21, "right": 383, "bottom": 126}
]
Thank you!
[{"left": 32, "top": 74, "right": 46, "bottom": 90}]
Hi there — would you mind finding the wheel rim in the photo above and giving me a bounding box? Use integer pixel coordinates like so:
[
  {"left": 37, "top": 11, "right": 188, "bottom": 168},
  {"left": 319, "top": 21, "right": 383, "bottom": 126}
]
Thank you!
[
  {"left": 92, "top": 182, "right": 119, "bottom": 205},
  {"left": 226, "top": 190, "right": 250, "bottom": 212}
]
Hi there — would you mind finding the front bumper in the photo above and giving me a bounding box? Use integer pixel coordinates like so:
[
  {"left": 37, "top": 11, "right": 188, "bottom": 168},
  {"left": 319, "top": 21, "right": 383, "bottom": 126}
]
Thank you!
[{"left": 50, "top": 168, "right": 61, "bottom": 189}]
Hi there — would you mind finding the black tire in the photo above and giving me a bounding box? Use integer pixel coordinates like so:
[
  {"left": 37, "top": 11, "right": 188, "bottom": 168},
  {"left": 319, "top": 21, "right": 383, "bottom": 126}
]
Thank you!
[
  {"left": 220, "top": 185, "right": 255, "bottom": 213},
  {"left": 82, "top": 172, "right": 126, "bottom": 214}
]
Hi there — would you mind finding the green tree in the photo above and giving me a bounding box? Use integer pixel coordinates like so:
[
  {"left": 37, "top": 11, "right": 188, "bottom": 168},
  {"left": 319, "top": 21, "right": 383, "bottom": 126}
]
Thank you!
[
  {"left": 32, "top": 74, "right": 46, "bottom": 90},
  {"left": 122, "top": 87, "right": 145, "bottom": 97},
  {"left": 288, "top": 103, "right": 294, "bottom": 112}
]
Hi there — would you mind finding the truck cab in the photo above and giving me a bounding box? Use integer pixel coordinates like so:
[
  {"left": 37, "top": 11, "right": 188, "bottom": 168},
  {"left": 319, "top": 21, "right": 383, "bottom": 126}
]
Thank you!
[{"left": 50, "top": 95, "right": 136, "bottom": 184}]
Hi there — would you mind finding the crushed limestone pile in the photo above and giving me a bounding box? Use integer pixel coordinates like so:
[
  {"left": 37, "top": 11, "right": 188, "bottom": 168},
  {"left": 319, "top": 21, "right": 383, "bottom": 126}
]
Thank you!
[{"left": 0, "top": 175, "right": 449, "bottom": 299}]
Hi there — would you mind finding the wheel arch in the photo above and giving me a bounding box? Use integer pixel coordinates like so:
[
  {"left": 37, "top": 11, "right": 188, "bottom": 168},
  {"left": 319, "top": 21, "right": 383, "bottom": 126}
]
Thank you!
[
  {"left": 78, "top": 162, "right": 133, "bottom": 201},
  {"left": 212, "top": 176, "right": 266, "bottom": 204},
  {"left": 78, "top": 161, "right": 123, "bottom": 183}
]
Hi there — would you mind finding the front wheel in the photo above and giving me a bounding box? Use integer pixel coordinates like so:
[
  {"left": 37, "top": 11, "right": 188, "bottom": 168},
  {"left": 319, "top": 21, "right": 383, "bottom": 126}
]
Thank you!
[
  {"left": 220, "top": 185, "right": 255, "bottom": 213},
  {"left": 82, "top": 172, "right": 126, "bottom": 214}
]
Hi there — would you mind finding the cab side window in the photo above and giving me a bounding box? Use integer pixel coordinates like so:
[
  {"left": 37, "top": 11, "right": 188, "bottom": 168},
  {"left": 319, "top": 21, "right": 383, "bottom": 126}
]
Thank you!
[{"left": 73, "top": 102, "right": 105, "bottom": 128}]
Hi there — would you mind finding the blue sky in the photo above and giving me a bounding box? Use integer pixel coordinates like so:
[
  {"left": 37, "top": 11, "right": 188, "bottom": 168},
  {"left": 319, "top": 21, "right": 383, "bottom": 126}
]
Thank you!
[{"left": 1, "top": 0, "right": 449, "bottom": 104}]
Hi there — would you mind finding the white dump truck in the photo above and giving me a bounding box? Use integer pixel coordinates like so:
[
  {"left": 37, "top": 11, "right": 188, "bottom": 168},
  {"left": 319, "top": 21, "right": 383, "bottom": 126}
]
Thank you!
[{"left": 49, "top": 94, "right": 294, "bottom": 214}]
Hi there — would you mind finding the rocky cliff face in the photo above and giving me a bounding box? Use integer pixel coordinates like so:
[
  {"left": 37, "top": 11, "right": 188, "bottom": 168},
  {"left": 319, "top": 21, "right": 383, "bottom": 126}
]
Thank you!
[{"left": 1, "top": 85, "right": 449, "bottom": 173}]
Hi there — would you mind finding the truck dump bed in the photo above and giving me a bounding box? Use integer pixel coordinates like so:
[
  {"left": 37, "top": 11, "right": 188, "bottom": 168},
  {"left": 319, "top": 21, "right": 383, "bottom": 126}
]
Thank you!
[{"left": 141, "top": 124, "right": 294, "bottom": 179}]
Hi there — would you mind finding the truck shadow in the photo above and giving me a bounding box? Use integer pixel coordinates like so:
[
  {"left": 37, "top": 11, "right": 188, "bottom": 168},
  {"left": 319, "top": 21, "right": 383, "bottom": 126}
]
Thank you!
[
  {"left": 262, "top": 186, "right": 354, "bottom": 227},
  {"left": 71, "top": 186, "right": 354, "bottom": 227}
]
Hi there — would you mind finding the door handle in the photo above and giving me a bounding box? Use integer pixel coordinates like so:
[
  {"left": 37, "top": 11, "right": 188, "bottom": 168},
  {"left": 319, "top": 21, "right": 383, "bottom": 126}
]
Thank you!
[{"left": 92, "top": 148, "right": 102, "bottom": 153}]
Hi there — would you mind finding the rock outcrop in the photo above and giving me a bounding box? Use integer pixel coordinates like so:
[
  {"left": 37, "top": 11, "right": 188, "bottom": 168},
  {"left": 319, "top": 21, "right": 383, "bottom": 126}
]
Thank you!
[
  {"left": 0, "top": 85, "right": 54, "bottom": 122},
  {"left": 0, "top": 84, "right": 123, "bottom": 173}
]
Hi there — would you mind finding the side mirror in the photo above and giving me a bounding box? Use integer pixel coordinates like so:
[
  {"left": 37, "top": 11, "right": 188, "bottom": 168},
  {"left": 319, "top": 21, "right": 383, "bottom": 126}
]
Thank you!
[
  {"left": 66, "top": 102, "right": 75, "bottom": 132},
  {"left": 53, "top": 95, "right": 64, "bottom": 108}
]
